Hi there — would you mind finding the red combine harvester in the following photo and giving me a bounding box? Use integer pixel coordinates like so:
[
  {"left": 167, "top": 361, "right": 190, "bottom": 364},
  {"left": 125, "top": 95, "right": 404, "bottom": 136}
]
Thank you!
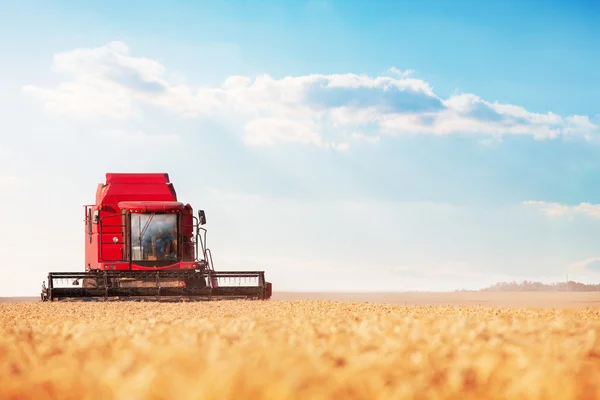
[{"left": 41, "top": 173, "right": 272, "bottom": 302}]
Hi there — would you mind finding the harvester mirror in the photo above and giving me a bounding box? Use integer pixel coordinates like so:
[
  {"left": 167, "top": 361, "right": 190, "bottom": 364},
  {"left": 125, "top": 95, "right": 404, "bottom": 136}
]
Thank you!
[{"left": 198, "top": 210, "right": 206, "bottom": 225}]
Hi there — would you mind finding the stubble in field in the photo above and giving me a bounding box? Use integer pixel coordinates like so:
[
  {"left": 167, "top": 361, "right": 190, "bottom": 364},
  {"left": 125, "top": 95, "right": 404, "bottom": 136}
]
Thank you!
[{"left": 1, "top": 299, "right": 599, "bottom": 399}]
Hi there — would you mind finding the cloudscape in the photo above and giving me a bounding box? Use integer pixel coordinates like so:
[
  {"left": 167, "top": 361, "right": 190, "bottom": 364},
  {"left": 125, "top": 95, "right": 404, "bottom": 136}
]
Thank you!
[{"left": 1, "top": 0, "right": 599, "bottom": 296}]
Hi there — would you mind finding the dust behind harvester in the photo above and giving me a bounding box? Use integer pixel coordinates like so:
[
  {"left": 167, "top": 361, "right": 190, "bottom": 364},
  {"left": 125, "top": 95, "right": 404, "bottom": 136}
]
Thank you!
[{"left": 41, "top": 173, "right": 272, "bottom": 302}]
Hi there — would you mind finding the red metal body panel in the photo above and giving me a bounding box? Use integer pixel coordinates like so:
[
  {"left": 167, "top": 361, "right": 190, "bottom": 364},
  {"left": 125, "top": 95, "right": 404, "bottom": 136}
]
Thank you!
[{"left": 84, "top": 173, "right": 198, "bottom": 272}]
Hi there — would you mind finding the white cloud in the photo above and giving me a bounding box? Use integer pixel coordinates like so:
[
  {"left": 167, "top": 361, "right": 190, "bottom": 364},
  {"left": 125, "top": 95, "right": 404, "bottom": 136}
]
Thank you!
[
  {"left": 243, "top": 117, "right": 322, "bottom": 147},
  {"left": 0, "top": 176, "right": 21, "bottom": 186},
  {"left": 567, "top": 257, "right": 600, "bottom": 282},
  {"left": 389, "top": 67, "right": 415, "bottom": 78},
  {"left": 0, "top": 144, "right": 9, "bottom": 161},
  {"left": 22, "top": 81, "right": 135, "bottom": 119},
  {"left": 523, "top": 200, "right": 600, "bottom": 219},
  {"left": 23, "top": 41, "right": 599, "bottom": 148},
  {"left": 99, "top": 129, "right": 181, "bottom": 145},
  {"left": 564, "top": 115, "right": 598, "bottom": 141},
  {"left": 351, "top": 132, "right": 380, "bottom": 143},
  {"left": 330, "top": 141, "right": 350, "bottom": 152},
  {"left": 568, "top": 257, "right": 600, "bottom": 272}
]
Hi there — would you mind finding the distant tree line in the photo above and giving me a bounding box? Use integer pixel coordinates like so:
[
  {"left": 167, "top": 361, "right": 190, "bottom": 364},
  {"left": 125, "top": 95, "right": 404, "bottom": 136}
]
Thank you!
[{"left": 479, "top": 280, "right": 600, "bottom": 292}]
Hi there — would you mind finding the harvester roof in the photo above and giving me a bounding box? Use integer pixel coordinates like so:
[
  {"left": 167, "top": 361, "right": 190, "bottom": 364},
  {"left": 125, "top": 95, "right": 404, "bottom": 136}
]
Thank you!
[
  {"left": 95, "top": 173, "right": 178, "bottom": 206},
  {"left": 105, "top": 173, "right": 170, "bottom": 184}
]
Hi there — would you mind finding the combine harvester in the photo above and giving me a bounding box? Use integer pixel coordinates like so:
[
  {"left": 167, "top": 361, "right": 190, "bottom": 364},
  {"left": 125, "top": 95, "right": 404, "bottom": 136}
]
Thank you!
[{"left": 41, "top": 173, "right": 272, "bottom": 302}]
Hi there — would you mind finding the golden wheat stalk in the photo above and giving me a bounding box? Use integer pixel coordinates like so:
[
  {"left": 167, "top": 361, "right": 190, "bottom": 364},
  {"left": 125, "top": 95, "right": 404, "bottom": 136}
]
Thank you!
[{"left": 1, "top": 300, "right": 599, "bottom": 399}]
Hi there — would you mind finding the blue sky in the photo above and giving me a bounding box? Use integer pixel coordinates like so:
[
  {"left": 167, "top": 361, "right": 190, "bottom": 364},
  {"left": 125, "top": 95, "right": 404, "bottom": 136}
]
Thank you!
[{"left": 1, "top": 0, "right": 600, "bottom": 295}]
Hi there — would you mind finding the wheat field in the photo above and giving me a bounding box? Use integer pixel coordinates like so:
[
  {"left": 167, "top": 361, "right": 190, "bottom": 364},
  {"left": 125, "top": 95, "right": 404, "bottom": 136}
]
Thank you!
[{"left": 1, "top": 297, "right": 600, "bottom": 399}]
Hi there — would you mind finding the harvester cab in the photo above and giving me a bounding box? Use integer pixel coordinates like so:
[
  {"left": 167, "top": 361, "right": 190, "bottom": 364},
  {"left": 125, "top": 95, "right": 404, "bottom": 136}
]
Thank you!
[{"left": 41, "top": 173, "right": 272, "bottom": 302}]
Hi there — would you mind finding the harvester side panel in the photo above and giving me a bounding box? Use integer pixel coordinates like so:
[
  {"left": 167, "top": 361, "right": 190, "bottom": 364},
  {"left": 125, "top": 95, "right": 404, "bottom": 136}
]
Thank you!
[{"left": 99, "top": 212, "right": 126, "bottom": 262}]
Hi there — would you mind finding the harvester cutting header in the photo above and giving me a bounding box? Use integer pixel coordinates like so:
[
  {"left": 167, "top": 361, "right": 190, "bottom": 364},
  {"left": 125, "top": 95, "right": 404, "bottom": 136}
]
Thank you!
[{"left": 41, "top": 173, "right": 272, "bottom": 301}]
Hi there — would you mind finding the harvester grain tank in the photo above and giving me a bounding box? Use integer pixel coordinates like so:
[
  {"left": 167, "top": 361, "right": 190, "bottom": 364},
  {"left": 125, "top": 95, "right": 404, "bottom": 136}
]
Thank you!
[{"left": 41, "top": 173, "right": 272, "bottom": 301}]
